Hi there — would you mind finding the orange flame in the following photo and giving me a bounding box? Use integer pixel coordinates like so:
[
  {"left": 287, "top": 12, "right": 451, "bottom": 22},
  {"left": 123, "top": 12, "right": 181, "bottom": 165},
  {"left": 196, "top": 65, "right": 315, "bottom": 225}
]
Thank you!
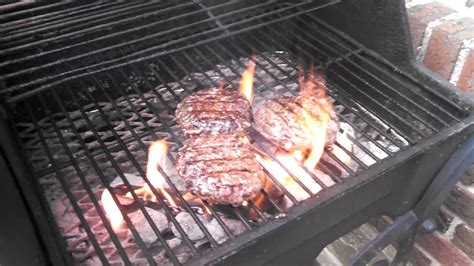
[
  {"left": 101, "top": 189, "right": 123, "bottom": 230},
  {"left": 256, "top": 154, "right": 321, "bottom": 201},
  {"left": 183, "top": 192, "right": 212, "bottom": 215},
  {"left": 254, "top": 67, "right": 334, "bottom": 203},
  {"left": 126, "top": 140, "right": 178, "bottom": 208},
  {"left": 300, "top": 67, "right": 330, "bottom": 171},
  {"left": 239, "top": 57, "right": 256, "bottom": 104}
]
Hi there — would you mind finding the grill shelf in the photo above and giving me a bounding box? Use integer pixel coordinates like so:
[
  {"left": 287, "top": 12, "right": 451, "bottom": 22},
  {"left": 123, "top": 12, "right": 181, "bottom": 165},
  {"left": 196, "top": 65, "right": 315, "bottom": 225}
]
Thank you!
[
  {"left": 0, "top": 0, "right": 337, "bottom": 98},
  {"left": 1, "top": 1, "right": 472, "bottom": 265}
]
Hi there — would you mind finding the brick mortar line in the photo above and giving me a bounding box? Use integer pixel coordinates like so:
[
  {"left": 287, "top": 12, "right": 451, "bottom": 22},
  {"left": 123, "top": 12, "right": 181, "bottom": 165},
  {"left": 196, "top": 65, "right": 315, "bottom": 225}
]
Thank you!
[
  {"left": 416, "top": 12, "right": 465, "bottom": 62},
  {"left": 444, "top": 215, "right": 465, "bottom": 239},
  {"left": 450, "top": 38, "right": 474, "bottom": 85}
]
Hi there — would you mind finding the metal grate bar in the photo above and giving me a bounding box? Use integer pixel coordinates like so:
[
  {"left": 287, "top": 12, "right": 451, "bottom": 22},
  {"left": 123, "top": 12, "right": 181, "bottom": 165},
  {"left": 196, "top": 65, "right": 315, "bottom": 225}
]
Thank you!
[
  {"left": 0, "top": 1, "right": 198, "bottom": 70},
  {"left": 1, "top": 1, "right": 147, "bottom": 46},
  {"left": 145, "top": 56, "right": 282, "bottom": 220},
  {"left": 63, "top": 81, "right": 184, "bottom": 264},
  {"left": 104, "top": 51, "right": 241, "bottom": 245},
  {"left": 92, "top": 73, "right": 204, "bottom": 252},
  {"left": 202, "top": 39, "right": 345, "bottom": 184},
  {"left": 83, "top": 68, "right": 220, "bottom": 249},
  {"left": 0, "top": 2, "right": 117, "bottom": 34},
  {"left": 5, "top": 4, "right": 471, "bottom": 263},
  {"left": 1, "top": 0, "right": 338, "bottom": 100},
  {"left": 227, "top": 35, "right": 392, "bottom": 169},
  {"left": 172, "top": 43, "right": 323, "bottom": 195},
  {"left": 29, "top": 95, "right": 136, "bottom": 264},
  {"left": 243, "top": 36, "right": 397, "bottom": 157},
  {"left": 127, "top": 49, "right": 279, "bottom": 221},
  {"left": 54, "top": 84, "right": 179, "bottom": 264},
  {"left": 0, "top": 2, "right": 74, "bottom": 23},
  {"left": 86, "top": 73, "right": 204, "bottom": 253},
  {"left": 257, "top": 27, "right": 420, "bottom": 143},
  {"left": 308, "top": 14, "right": 467, "bottom": 117},
  {"left": 264, "top": 26, "right": 432, "bottom": 140},
  {"left": 212, "top": 36, "right": 380, "bottom": 169},
  {"left": 0, "top": 1, "right": 188, "bottom": 51},
  {"left": 293, "top": 20, "right": 449, "bottom": 131},
  {"left": 24, "top": 99, "right": 111, "bottom": 265},
  {"left": 104, "top": 67, "right": 226, "bottom": 247},
  {"left": 154, "top": 47, "right": 301, "bottom": 208},
  {"left": 162, "top": 52, "right": 301, "bottom": 205},
  {"left": 161, "top": 47, "right": 307, "bottom": 205}
]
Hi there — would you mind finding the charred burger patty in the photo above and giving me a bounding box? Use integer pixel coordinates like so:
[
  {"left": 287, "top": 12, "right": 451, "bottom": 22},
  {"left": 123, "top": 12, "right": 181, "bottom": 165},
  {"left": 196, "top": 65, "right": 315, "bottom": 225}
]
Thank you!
[
  {"left": 175, "top": 87, "right": 251, "bottom": 137},
  {"left": 253, "top": 95, "right": 339, "bottom": 151},
  {"left": 176, "top": 134, "right": 265, "bottom": 206}
]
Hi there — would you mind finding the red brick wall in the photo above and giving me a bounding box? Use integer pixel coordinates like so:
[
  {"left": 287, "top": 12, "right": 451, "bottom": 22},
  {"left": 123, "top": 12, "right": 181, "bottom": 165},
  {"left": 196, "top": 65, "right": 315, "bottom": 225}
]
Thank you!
[{"left": 406, "top": 1, "right": 474, "bottom": 264}]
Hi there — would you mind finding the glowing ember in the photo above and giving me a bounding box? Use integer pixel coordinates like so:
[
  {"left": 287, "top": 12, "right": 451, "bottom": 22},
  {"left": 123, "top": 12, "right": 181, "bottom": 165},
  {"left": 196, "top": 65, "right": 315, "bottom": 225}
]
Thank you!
[
  {"left": 239, "top": 56, "right": 256, "bottom": 104},
  {"left": 256, "top": 154, "right": 321, "bottom": 201},
  {"left": 101, "top": 189, "right": 123, "bottom": 230},
  {"left": 332, "top": 131, "right": 353, "bottom": 165},
  {"left": 127, "top": 140, "right": 178, "bottom": 208}
]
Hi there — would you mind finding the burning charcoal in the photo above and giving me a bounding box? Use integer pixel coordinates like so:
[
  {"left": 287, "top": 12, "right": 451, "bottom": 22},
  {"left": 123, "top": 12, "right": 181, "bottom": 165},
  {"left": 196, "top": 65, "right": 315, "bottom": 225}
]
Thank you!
[
  {"left": 110, "top": 173, "right": 145, "bottom": 188},
  {"left": 206, "top": 218, "right": 246, "bottom": 244},
  {"left": 128, "top": 208, "right": 169, "bottom": 245},
  {"left": 115, "top": 194, "right": 135, "bottom": 207},
  {"left": 170, "top": 212, "right": 207, "bottom": 241},
  {"left": 171, "top": 212, "right": 246, "bottom": 245},
  {"left": 353, "top": 141, "right": 389, "bottom": 167},
  {"left": 205, "top": 219, "right": 228, "bottom": 244},
  {"left": 313, "top": 169, "right": 335, "bottom": 187},
  {"left": 167, "top": 238, "right": 182, "bottom": 250}
]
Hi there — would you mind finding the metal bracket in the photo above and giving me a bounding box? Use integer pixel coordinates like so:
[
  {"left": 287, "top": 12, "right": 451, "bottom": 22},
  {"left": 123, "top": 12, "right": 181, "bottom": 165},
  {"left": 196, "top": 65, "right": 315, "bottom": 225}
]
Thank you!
[{"left": 351, "top": 133, "right": 474, "bottom": 265}]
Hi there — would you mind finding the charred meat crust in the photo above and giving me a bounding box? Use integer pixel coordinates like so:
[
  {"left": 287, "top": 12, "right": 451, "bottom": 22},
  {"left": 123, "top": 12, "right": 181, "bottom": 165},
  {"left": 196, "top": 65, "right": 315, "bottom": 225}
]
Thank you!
[
  {"left": 175, "top": 87, "right": 251, "bottom": 137},
  {"left": 176, "top": 134, "right": 265, "bottom": 206},
  {"left": 253, "top": 95, "right": 339, "bottom": 151}
]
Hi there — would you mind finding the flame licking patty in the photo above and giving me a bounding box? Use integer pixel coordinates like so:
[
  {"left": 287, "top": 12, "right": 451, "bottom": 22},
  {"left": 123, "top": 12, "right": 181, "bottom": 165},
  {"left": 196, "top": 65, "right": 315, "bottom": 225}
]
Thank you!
[{"left": 253, "top": 95, "right": 339, "bottom": 151}]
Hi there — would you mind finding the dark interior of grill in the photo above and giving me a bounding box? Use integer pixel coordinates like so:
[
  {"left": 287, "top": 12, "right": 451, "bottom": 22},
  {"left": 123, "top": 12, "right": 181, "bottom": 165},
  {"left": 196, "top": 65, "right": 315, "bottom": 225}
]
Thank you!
[{"left": 1, "top": 1, "right": 474, "bottom": 265}]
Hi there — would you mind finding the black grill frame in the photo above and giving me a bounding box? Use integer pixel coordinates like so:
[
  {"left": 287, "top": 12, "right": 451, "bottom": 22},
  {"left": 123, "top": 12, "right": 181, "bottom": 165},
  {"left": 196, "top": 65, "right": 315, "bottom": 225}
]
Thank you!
[{"left": 1, "top": 0, "right": 474, "bottom": 265}]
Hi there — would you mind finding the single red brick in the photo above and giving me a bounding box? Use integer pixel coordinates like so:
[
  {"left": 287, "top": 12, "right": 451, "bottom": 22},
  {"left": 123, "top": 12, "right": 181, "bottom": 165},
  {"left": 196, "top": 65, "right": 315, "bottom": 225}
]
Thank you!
[
  {"left": 423, "top": 17, "right": 474, "bottom": 80},
  {"left": 407, "top": 3, "right": 455, "bottom": 52},
  {"left": 417, "top": 232, "right": 472, "bottom": 265},
  {"left": 409, "top": 245, "right": 433, "bottom": 266},
  {"left": 452, "top": 223, "right": 474, "bottom": 260},
  {"left": 445, "top": 184, "right": 474, "bottom": 227},
  {"left": 457, "top": 48, "right": 474, "bottom": 94}
]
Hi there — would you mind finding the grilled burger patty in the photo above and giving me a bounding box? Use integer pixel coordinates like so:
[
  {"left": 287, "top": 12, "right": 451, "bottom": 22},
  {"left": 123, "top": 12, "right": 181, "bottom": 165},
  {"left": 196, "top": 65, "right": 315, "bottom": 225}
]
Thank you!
[
  {"left": 253, "top": 95, "right": 339, "bottom": 151},
  {"left": 175, "top": 87, "right": 251, "bottom": 137},
  {"left": 176, "top": 134, "right": 265, "bottom": 206}
]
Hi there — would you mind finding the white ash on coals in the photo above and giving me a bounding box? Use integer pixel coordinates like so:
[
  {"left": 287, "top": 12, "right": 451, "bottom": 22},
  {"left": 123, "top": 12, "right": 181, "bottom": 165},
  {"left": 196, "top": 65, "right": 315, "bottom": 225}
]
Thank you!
[
  {"left": 128, "top": 207, "right": 168, "bottom": 245},
  {"left": 170, "top": 212, "right": 246, "bottom": 245}
]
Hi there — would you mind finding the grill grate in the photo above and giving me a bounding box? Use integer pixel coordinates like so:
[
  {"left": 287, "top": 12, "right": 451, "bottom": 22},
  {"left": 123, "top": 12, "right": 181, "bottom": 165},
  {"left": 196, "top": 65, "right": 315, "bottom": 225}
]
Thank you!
[
  {"left": 3, "top": 5, "right": 469, "bottom": 266},
  {"left": 0, "top": 0, "right": 338, "bottom": 98}
]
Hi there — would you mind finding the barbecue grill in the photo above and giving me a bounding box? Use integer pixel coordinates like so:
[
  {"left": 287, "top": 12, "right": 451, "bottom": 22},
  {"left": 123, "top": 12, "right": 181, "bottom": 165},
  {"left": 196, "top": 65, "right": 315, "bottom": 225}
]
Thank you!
[{"left": 1, "top": 0, "right": 474, "bottom": 265}]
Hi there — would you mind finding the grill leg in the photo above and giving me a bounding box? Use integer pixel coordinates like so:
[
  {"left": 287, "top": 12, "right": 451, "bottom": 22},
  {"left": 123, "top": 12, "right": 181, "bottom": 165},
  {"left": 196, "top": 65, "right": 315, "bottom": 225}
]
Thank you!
[
  {"left": 390, "top": 233, "right": 416, "bottom": 266},
  {"left": 351, "top": 133, "right": 474, "bottom": 266}
]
